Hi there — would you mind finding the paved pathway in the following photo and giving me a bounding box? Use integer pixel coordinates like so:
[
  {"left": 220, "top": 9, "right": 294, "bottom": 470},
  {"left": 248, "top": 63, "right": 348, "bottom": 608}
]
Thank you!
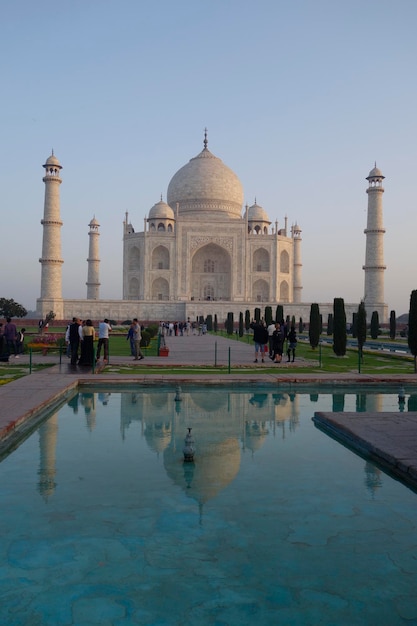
[{"left": 1, "top": 333, "right": 417, "bottom": 489}]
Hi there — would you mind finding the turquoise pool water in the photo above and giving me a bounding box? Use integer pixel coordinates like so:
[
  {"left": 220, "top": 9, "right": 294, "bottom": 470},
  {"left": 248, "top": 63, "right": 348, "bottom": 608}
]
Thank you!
[{"left": 1, "top": 386, "right": 416, "bottom": 625}]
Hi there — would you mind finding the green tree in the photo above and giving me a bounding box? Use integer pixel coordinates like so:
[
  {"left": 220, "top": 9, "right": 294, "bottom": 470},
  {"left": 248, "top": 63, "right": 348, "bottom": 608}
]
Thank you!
[
  {"left": 389, "top": 310, "right": 396, "bottom": 340},
  {"left": 309, "top": 303, "right": 320, "bottom": 349},
  {"left": 291, "top": 315, "right": 296, "bottom": 329},
  {"left": 333, "top": 298, "right": 347, "bottom": 356},
  {"left": 408, "top": 290, "right": 417, "bottom": 373},
  {"left": 370, "top": 311, "right": 380, "bottom": 340},
  {"left": 356, "top": 301, "right": 367, "bottom": 364},
  {"left": 299, "top": 317, "right": 304, "bottom": 334},
  {"left": 206, "top": 314, "right": 213, "bottom": 331},
  {"left": 214, "top": 314, "right": 218, "bottom": 333},
  {"left": 254, "top": 307, "right": 261, "bottom": 323},
  {"left": 0, "top": 298, "right": 27, "bottom": 318},
  {"left": 276, "top": 305, "right": 283, "bottom": 323},
  {"left": 327, "top": 313, "right": 333, "bottom": 336},
  {"left": 245, "top": 310, "right": 251, "bottom": 332},
  {"left": 264, "top": 306, "right": 273, "bottom": 326},
  {"left": 351, "top": 312, "right": 357, "bottom": 338},
  {"left": 239, "top": 312, "right": 244, "bottom": 337},
  {"left": 226, "top": 312, "right": 234, "bottom": 335}
]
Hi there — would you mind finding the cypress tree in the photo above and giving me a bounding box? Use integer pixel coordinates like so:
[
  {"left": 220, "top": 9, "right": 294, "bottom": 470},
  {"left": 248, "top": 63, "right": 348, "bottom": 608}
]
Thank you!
[
  {"left": 214, "top": 314, "right": 218, "bottom": 333},
  {"left": 239, "top": 312, "right": 244, "bottom": 337},
  {"left": 351, "top": 312, "right": 357, "bottom": 338},
  {"left": 265, "top": 306, "right": 273, "bottom": 326},
  {"left": 276, "top": 305, "right": 284, "bottom": 323},
  {"left": 370, "top": 311, "right": 379, "bottom": 340},
  {"left": 299, "top": 317, "right": 304, "bottom": 334},
  {"left": 389, "top": 310, "right": 396, "bottom": 340},
  {"left": 254, "top": 307, "right": 261, "bottom": 323},
  {"left": 309, "top": 303, "right": 320, "bottom": 349},
  {"left": 291, "top": 315, "right": 296, "bottom": 329},
  {"left": 356, "top": 301, "right": 367, "bottom": 363},
  {"left": 408, "top": 290, "right": 417, "bottom": 373},
  {"left": 226, "top": 312, "right": 234, "bottom": 335},
  {"left": 206, "top": 314, "right": 213, "bottom": 331},
  {"left": 327, "top": 313, "right": 333, "bottom": 336},
  {"left": 333, "top": 298, "right": 347, "bottom": 356},
  {"left": 245, "top": 310, "right": 251, "bottom": 332}
]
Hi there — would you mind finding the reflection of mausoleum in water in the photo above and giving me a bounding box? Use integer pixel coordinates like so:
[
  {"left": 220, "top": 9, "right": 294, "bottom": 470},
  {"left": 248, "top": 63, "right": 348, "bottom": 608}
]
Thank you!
[{"left": 119, "top": 389, "right": 301, "bottom": 510}]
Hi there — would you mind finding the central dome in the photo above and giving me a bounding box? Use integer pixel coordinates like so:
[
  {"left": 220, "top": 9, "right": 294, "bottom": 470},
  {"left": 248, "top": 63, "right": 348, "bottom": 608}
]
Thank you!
[{"left": 167, "top": 141, "right": 244, "bottom": 219}]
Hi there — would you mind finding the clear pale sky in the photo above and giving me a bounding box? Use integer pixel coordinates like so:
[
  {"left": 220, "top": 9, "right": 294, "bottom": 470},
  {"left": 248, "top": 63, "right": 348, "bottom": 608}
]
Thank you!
[{"left": 1, "top": 0, "right": 416, "bottom": 315}]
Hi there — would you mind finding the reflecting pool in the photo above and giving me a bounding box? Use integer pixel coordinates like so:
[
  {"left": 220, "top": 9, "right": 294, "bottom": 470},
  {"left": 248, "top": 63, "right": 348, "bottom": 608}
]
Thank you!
[{"left": 1, "top": 386, "right": 417, "bottom": 625}]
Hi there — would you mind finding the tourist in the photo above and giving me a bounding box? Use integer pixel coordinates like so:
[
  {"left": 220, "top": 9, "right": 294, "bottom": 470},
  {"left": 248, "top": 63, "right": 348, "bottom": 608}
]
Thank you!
[
  {"left": 267, "top": 320, "right": 276, "bottom": 358},
  {"left": 67, "top": 318, "right": 82, "bottom": 366},
  {"left": 17, "top": 328, "right": 25, "bottom": 354},
  {"left": 272, "top": 322, "right": 284, "bottom": 363},
  {"left": 96, "top": 318, "right": 112, "bottom": 362},
  {"left": 3, "top": 317, "right": 18, "bottom": 358},
  {"left": 132, "top": 318, "right": 144, "bottom": 360},
  {"left": 250, "top": 320, "right": 269, "bottom": 363},
  {"left": 79, "top": 319, "right": 95, "bottom": 366},
  {"left": 287, "top": 327, "right": 297, "bottom": 362},
  {"left": 126, "top": 321, "right": 135, "bottom": 356}
]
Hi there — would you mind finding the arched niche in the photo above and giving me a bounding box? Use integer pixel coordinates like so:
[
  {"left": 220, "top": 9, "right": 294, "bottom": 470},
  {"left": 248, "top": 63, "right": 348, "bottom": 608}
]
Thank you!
[
  {"left": 280, "top": 280, "right": 289, "bottom": 301},
  {"left": 252, "top": 279, "right": 269, "bottom": 302},
  {"left": 253, "top": 248, "right": 270, "bottom": 272},
  {"left": 191, "top": 243, "right": 231, "bottom": 300},
  {"left": 280, "top": 250, "right": 290, "bottom": 273},
  {"left": 129, "top": 277, "right": 140, "bottom": 299},
  {"left": 128, "top": 246, "right": 140, "bottom": 271},
  {"left": 152, "top": 245, "right": 170, "bottom": 270},
  {"left": 152, "top": 277, "right": 169, "bottom": 300}
]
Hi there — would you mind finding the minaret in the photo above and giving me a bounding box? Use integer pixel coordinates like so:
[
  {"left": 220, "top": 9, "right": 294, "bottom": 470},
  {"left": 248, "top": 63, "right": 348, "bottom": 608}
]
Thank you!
[
  {"left": 363, "top": 165, "right": 387, "bottom": 320},
  {"left": 86, "top": 216, "right": 100, "bottom": 299},
  {"left": 291, "top": 223, "right": 302, "bottom": 303},
  {"left": 37, "top": 152, "right": 64, "bottom": 319}
]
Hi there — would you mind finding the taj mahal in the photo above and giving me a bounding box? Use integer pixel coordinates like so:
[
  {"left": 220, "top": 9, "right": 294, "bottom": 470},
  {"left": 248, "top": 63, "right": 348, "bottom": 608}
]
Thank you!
[{"left": 36, "top": 132, "right": 388, "bottom": 323}]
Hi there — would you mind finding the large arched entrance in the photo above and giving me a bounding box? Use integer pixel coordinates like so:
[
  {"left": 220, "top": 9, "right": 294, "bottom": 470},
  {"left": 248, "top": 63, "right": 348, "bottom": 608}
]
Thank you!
[{"left": 191, "top": 243, "right": 231, "bottom": 300}]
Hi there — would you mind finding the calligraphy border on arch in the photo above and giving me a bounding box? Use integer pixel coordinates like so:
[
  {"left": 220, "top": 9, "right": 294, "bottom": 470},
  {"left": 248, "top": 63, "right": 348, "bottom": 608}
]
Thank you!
[{"left": 190, "top": 236, "right": 233, "bottom": 252}]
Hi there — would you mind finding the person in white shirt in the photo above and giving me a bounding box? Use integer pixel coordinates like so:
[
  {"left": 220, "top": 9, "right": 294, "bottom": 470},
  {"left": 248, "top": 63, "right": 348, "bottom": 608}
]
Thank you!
[
  {"left": 267, "top": 322, "right": 276, "bottom": 359},
  {"left": 96, "top": 318, "right": 112, "bottom": 362}
]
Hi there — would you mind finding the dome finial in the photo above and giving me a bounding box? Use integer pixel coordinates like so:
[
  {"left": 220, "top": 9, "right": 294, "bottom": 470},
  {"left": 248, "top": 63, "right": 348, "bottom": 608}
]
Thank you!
[
  {"left": 204, "top": 127, "right": 208, "bottom": 150},
  {"left": 52, "top": 148, "right": 54, "bottom": 156}
]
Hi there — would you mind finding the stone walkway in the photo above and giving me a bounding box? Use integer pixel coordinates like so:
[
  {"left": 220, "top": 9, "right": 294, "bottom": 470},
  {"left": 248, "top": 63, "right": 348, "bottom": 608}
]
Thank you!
[{"left": 1, "top": 333, "right": 417, "bottom": 488}]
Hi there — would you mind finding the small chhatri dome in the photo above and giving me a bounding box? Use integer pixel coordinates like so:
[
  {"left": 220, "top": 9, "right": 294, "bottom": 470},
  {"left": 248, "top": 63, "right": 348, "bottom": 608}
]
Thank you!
[
  {"left": 248, "top": 200, "right": 270, "bottom": 223},
  {"left": 89, "top": 217, "right": 100, "bottom": 227},
  {"left": 167, "top": 131, "right": 244, "bottom": 219},
  {"left": 367, "top": 163, "right": 384, "bottom": 180},
  {"left": 148, "top": 198, "right": 175, "bottom": 220},
  {"left": 44, "top": 152, "right": 62, "bottom": 168}
]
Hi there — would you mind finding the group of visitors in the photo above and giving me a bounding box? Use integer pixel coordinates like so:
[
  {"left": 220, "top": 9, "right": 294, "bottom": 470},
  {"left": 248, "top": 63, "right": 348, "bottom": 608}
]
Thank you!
[
  {"left": 250, "top": 319, "right": 297, "bottom": 364},
  {"left": 65, "top": 318, "right": 112, "bottom": 366},
  {"left": 0, "top": 319, "right": 25, "bottom": 359},
  {"left": 159, "top": 319, "right": 207, "bottom": 336}
]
